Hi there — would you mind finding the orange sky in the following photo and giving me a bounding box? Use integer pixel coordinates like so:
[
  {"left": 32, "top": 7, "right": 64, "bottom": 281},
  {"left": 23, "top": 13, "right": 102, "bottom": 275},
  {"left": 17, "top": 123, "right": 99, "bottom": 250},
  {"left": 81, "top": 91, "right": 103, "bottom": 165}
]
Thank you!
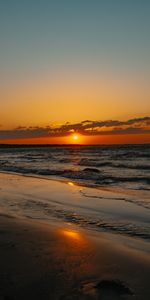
[
  {"left": 0, "top": 133, "right": 149, "bottom": 145},
  {"left": 1, "top": 71, "right": 150, "bottom": 130},
  {"left": 1, "top": 72, "right": 149, "bottom": 144}
]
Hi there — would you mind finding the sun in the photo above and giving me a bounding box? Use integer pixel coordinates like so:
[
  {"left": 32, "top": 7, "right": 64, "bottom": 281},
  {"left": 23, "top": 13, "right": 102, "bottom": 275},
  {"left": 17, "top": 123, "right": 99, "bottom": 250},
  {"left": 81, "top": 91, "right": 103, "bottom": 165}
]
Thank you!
[
  {"left": 69, "top": 133, "right": 83, "bottom": 144},
  {"left": 72, "top": 134, "right": 79, "bottom": 141}
]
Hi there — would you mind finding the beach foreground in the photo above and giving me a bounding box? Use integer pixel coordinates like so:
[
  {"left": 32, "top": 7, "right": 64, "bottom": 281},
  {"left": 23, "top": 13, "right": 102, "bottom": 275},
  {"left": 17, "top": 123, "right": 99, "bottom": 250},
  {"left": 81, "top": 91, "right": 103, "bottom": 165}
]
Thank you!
[
  {"left": 0, "top": 173, "right": 150, "bottom": 299},
  {"left": 0, "top": 214, "right": 150, "bottom": 300}
]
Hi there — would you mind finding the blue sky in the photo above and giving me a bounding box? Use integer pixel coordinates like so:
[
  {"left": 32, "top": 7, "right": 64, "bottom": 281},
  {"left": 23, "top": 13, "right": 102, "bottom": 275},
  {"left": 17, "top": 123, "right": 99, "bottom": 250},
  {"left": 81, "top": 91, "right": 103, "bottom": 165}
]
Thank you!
[{"left": 1, "top": 0, "right": 150, "bottom": 75}]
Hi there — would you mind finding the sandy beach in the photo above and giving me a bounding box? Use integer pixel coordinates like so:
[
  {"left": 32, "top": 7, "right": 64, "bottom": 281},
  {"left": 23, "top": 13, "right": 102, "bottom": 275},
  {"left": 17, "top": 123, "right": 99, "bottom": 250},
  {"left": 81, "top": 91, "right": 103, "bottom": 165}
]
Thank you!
[{"left": 0, "top": 173, "right": 150, "bottom": 299}]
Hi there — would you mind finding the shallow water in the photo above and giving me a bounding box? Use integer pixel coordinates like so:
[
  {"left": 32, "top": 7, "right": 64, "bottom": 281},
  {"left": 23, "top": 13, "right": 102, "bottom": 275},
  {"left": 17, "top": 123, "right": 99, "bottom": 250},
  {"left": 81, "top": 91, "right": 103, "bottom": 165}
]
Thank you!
[{"left": 0, "top": 172, "right": 149, "bottom": 241}]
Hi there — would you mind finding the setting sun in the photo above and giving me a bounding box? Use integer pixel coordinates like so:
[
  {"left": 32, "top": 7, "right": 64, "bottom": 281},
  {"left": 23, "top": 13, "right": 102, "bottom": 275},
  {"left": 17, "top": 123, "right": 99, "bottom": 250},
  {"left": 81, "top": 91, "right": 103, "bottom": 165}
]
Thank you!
[
  {"left": 67, "top": 133, "right": 86, "bottom": 144},
  {"left": 73, "top": 134, "right": 79, "bottom": 141}
]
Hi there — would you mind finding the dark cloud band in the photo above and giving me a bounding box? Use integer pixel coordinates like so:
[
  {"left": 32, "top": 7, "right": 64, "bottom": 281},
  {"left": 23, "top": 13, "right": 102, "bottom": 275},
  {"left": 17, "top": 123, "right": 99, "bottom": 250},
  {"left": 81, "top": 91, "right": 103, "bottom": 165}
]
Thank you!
[{"left": 0, "top": 117, "right": 150, "bottom": 140}]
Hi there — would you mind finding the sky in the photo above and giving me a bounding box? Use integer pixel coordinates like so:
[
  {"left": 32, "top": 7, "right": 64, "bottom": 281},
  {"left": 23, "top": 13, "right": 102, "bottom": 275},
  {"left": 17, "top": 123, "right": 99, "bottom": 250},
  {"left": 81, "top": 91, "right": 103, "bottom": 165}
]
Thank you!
[{"left": 0, "top": 0, "right": 150, "bottom": 144}]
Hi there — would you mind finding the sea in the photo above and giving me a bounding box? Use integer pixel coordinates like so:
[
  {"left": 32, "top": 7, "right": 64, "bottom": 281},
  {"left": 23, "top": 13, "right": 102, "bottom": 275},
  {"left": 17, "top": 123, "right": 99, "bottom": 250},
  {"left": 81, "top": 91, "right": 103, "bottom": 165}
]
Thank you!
[{"left": 0, "top": 144, "right": 150, "bottom": 241}]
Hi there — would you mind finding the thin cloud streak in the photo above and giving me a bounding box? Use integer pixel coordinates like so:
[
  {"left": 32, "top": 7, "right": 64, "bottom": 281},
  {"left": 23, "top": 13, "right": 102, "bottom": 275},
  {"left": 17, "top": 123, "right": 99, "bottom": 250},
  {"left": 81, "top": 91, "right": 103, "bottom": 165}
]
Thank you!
[{"left": 0, "top": 117, "right": 150, "bottom": 140}]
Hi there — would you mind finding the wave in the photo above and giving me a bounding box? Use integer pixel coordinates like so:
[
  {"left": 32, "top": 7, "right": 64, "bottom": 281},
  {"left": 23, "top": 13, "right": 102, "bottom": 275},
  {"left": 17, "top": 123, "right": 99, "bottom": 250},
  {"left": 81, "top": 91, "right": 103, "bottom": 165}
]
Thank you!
[
  {"left": 0, "top": 165, "right": 149, "bottom": 187},
  {"left": 0, "top": 144, "right": 149, "bottom": 193},
  {"left": 80, "top": 190, "right": 150, "bottom": 210},
  {"left": 78, "top": 158, "right": 150, "bottom": 170}
]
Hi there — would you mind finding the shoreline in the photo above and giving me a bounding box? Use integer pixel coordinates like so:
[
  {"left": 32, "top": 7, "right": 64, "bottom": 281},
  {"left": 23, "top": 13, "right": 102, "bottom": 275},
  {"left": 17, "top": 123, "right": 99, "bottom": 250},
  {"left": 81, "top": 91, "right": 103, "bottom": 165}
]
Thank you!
[
  {"left": 0, "top": 172, "right": 149, "bottom": 241},
  {"left": 0, "top": 169, "right": 149, "bottom": 199}
]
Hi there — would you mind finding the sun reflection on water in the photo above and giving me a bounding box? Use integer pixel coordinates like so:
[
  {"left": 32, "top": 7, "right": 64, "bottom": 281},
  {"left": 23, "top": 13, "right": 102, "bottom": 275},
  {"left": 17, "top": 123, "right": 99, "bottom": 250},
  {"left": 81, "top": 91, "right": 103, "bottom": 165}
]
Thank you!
[
  {"left": 68, "top": 181, "right": 75, "bottom": 186},
  {"left": 62, "top": 229, "right": 82, "bottom": 241}
]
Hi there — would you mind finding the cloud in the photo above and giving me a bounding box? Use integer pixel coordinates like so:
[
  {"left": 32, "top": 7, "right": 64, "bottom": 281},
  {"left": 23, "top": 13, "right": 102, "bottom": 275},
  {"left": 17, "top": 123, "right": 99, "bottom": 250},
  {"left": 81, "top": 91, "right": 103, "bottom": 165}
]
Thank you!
[
  {"left": 0, "top": 116, "right": 150, "bottom": 140},
  {"left": 0, "top": 127, "right": 50, "bottom": 139}
]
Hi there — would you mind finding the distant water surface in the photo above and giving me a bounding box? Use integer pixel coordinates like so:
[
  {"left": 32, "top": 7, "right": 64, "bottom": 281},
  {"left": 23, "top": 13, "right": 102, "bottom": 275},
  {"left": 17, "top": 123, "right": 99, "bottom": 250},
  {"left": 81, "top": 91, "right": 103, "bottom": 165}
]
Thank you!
[{"left": 0, "top": 144, "right": 149, "bottom": 191}]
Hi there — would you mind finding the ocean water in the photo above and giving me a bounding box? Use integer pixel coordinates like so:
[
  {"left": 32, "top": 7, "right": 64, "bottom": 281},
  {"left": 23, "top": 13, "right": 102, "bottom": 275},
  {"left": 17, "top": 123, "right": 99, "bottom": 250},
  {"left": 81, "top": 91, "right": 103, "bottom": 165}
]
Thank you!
[
  {"left": 0, "top": 144, "right": 150, "bottom": 240},
  {"left": 0, "top": 144, "right": 149, "bottom": 190}
]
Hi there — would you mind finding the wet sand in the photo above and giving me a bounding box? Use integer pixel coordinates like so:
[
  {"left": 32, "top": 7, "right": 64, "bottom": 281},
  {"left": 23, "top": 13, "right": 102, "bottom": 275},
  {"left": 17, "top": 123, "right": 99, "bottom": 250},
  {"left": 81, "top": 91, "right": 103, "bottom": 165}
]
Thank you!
[
  {"left": 0, "top": 173, "right": 150, "bottom": 299},
  {"left": 0, "top": 214, "right": 150, "bottom": 300}
]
